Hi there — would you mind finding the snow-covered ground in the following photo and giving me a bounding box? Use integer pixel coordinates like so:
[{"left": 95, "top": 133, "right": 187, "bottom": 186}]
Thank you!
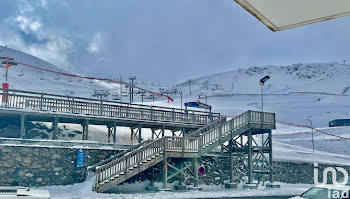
[{"left": 44, "top": 174, "right": 311, "bottom": 199}]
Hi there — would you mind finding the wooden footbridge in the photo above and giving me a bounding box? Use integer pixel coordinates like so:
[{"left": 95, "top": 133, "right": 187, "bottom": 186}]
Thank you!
[
  {"left": 0, "top": 89, "right": 277, "bottom": 192},
  {"left": 0, "top": 89, "right": 220, "bottom": 142}
]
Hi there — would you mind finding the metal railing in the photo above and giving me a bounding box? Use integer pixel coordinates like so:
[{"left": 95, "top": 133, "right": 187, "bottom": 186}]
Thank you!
[
  {"left": 0, "top": 89, "right": 221, "bottom": 125},
  {"left": 94, "top": 110, "right": 275, "bottom": 186}
]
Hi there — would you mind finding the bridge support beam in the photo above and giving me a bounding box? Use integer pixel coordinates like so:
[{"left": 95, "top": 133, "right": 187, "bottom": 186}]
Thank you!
[
  {"left": 163, "top": 157, "right": 168, "bottom": 189},
  {"left": 113, "top": 121, "right": 117, "bottom": 144},
  {"left": 161, "top": 125, "right": 165, "bottom": 137},
  {"left": 138, "top": 124, "right": 142, "bottom": 143},
  {"left": 151, "top": 128, "right": 163, "bottom": 140},
  {"left": 247, "top": 130, "right": 253, "bottom": 184},
  {"left": 107, "top": 122, "right": 117, "bottom": 144},
  {"left": 193, "top": 158, "right": 199, "bottom": 188},
  {"left": 269, "top": 131, "right": 273, "bottom": 183},
  {"left": 146, "top": 166, "right": 158, "bottom": 192},
  {"left": 82, "top": 120, "right": 89, "bottom": 140},
  {"left": 52, "top": 117, "right": 59, "bottom": 140},
  {"left": 20, "top": 114, "right": 26, "bottom": 139},
  {"left": 225, "top": 141, "right": 238, "bottom": 189}
]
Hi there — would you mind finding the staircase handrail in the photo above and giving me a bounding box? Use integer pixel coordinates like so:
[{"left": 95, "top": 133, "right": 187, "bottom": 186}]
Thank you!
[
  {"left": 187, "top": 116, "right": 227, "bottom": 137},
  {"left": 88, "top": 140, "right": 153, "bottom": 172}
]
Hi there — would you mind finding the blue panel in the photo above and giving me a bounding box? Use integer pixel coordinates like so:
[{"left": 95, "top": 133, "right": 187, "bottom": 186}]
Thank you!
[{"left": 77, "top": 149, "right": 84, "bottom": 168}]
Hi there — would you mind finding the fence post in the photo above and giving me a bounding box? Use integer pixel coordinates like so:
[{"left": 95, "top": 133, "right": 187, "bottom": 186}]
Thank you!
[
  {"left": 71, "top": 97, "right": 75, "bottom": 113},
  {"left": 172, "top": 108, "right": 175, "bottom": 123},
  {"left": 5, "top": 89, "right": 8, "bottom": 108},
  {"left": 40, "top": 93, "right": 43, "bottom": 111},
  {"left": 125, "top": 156, "right": 128, "bottom": 175},
  {"left": 127, "top": 104, "right": 130, "bottom": 118},
  {"left": 181, "top": 137, "right": 185, "bottom": 157},
  {"left": 150, "top": 106, "right": 153, "bottom": 121},
  {"left": 192, "top": 111, "right": 195, "bottom": 124},
  {"left": 248, "top": 111, "right": 252, "bottom": 128}
]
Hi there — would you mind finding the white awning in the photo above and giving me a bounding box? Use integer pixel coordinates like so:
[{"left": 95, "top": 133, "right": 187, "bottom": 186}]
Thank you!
[{"left": 234, "top": 0, "right": 350, "bottom": 31}]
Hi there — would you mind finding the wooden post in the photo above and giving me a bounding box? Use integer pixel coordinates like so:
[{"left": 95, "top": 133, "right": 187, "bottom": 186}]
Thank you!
[
  {"left": 194, "top": 158, "right": 199, "bottom": 187},
  {"left": 138, "top": 124, "right": 142, "bottom": 143},
  {"left": 107, "top": 126, "right": 111, "bottom": 143},
  {"left": 40, "top": 93, "right": 43, "bottom": 111},
  {"left": 269, "top": 131, "right": 273, "bottom": 183},
  {"left": 83, "top": 120, "right": 89, "bottom": 140},
  {"left": 162, "top": 125, "right": 165, "bottom": 137},
  {"left": 248, "top": 130, "right": 253, "bottom": 184},
  {"left": 113, "top": 121, "right": 117, "bottom": 144},
  {"left": 163, "top": 157, "right": 168, "bottom": 188},
  {"left": 20, "top": 114, "right": 26, "bottom": 139},
  {"left": 229, "top": 146, "right": 233, "bottom": 183},
  {"left": 150, "top": 166, "right": 155, "bottom": 187},
  {"left": 52, "top": 117, "right": 59, "bottom": 140}
]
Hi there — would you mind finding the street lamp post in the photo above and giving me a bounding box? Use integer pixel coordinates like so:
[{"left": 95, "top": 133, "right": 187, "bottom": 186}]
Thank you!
[
  {"left": 306, "top": 118, "right": 315, "bottom": 152},
  {"left": 259, "top": 76, "right": 270, "bottom": 184}
]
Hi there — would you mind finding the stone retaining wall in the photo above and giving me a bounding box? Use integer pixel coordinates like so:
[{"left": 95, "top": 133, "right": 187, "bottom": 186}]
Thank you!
[
  {"left": 0, "top": 144, "right": 348, "bottom": 188},
  {"left": 126, "top": 156, "right": 350, "bottom": 186},
  {"left": 0, "top": 145, "right": 120, "bottom": 187}
]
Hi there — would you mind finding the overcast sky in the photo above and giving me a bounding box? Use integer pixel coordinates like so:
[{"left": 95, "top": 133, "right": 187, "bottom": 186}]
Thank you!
[{"left": 1, "top": 0, "right": 350, "bottom": 83}]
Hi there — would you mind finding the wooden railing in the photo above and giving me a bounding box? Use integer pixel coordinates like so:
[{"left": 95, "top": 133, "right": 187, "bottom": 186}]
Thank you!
[
  {"left": 95, "top": 137, "right": 166, "bottom": 184},
  {"left": 94, "top": 110, "right": 276, "bottom": 186},
  {"left": 0, "top": 89, "right": 221, "bottom": 125},
  {"left": 88, "top": 140, "right": 153, "bottom": 172},
  {"left": 187, "top": 116, "right": 227, "bottom": 137}
]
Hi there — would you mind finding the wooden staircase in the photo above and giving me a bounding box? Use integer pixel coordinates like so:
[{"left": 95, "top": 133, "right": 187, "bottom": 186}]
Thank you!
[{"left": 91, "top": 110, "right": 276, "bottom": 193}]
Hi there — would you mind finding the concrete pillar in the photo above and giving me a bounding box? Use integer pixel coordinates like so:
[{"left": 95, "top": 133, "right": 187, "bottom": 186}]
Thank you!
[
  {"left": 52, "top": 117, "right": 59, "bottom": 140},
  {"left": 20, "top": 114, "right": 26, "bottom": 139}
]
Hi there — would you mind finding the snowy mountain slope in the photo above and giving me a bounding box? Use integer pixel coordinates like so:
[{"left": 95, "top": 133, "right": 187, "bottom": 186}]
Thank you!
[
  {"left": 0, "top": 46, "right": 173, "bottom": 101},
  {"left": 171, "top": 63, "right": 350, "bottom": 97},
  {"left": 0, "top": 46, "right": 117, "bottom": 97}
]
